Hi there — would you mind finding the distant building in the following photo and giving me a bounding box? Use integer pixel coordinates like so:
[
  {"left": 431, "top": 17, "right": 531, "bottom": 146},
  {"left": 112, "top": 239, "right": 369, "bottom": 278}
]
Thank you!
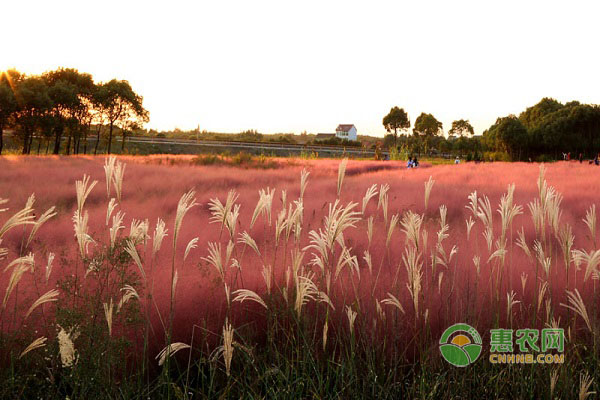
[{"left": 335, "top": 124, "right": 357, "bottom": 141}]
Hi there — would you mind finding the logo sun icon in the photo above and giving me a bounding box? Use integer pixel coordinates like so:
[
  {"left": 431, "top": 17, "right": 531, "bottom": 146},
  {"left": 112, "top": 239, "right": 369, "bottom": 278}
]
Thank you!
[{"left": 439, "top": 323, "right": 482, "bottom": 367}]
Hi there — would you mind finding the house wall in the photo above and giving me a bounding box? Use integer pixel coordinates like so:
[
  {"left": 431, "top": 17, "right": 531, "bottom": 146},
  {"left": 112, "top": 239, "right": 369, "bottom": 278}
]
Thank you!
[{"left": 335, "top": 126, "right": 357, "bottom": 141}]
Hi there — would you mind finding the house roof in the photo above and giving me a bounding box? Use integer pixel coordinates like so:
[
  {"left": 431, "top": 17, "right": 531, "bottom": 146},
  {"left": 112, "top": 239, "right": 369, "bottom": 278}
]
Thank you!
[
  {"left": 316, "top": 133, "right": 335, "bottom": 138},
  {"left": 336, "top": 124, "right": 355, "bottom": 132}
]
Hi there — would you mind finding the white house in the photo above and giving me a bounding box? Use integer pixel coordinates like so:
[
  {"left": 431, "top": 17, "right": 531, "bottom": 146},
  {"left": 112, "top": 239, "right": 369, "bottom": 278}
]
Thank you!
[{"left": 335, "top": 124, "right": 357, "bottom": 141}]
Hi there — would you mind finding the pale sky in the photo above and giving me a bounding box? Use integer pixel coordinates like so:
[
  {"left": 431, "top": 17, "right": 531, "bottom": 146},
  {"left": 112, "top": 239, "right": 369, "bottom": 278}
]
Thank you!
[{"left": 2, "top": 0, "right": 600, "bottom": 137}]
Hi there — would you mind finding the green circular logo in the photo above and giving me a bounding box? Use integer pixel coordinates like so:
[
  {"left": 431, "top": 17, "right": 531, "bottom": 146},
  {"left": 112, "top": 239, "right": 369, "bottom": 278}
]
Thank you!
[{"left": 439, "top": 323, "right": 482, "bottom": 367}]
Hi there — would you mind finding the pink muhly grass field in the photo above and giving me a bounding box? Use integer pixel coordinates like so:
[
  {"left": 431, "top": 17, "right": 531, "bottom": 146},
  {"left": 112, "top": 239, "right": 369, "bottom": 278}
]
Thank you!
[{"left": 2, "top": 155, "right": 599, "bottom": 359}]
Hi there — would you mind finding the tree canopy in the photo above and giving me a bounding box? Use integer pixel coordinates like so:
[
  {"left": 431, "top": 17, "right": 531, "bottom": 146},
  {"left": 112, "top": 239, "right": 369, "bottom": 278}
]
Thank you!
[
  {"left": 0, "top": 68, "right": 148, "bottom": 155},
  {"left": 382, "top": 106, "right": 410, "bottom": 144}
]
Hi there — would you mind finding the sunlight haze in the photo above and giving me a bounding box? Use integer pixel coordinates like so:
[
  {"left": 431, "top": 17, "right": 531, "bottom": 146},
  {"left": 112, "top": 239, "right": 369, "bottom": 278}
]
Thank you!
[{"left": 3, "top": 0, "right": 599, "bottom": 136}]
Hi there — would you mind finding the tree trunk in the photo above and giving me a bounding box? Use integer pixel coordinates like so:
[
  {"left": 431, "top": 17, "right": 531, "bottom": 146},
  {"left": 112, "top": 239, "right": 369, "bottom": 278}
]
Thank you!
[
  {"left": 83, "top": 124, "right": 89, "bottom": 154},
  {"left": 45, "top": 140, "right": 49, "bottom": 154},
  {"left": 66, "top": 133, "right": 72, "bottom": 155},
  {"left": 53, "top": 127, "right": 62, "bottom": 155},
  {"left": 107, "top": 122, "right": 114, "bottom": 155},
  {"left": 27, "top": 131, "right": 34, "bottom": 155},
  {"left": 121, "top": 130, "right": 126, "bottom": 152},
  {"left": 0, "top": 125, "right": 3, "bottom": 155}
]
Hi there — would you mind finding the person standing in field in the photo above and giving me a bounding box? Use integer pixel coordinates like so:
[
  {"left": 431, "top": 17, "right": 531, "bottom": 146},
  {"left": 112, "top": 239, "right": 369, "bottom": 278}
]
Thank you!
[
  {"left": 455, "top": 156, "right": 460, "bottom": 164},
  {"left": 407, "top": 157, "right": 413, "bottom": 168},
  {"left": 579, "top": 153, "right": 583, "bottom": 163}
]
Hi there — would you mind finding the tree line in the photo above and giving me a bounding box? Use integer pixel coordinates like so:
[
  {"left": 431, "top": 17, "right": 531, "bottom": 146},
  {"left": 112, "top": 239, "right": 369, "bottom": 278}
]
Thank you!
[
  {"left": 383, "top": 99, "right": 600, "bottom": 161},
  {"left": 0, "top": 68, "right": 148, "bottom": 155}
]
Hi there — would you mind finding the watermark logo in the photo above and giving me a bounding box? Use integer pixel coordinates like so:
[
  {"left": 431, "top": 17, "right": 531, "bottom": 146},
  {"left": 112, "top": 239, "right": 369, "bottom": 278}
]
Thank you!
[{"left": 439, "top": 323, "right": 482, "bottom": 367}]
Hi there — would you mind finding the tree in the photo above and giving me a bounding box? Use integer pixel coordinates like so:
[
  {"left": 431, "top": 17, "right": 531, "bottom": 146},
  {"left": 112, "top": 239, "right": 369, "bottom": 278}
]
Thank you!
[
  {"left": 484, "top": 115, "right": 528, "bottom": 160},
  {"left": 42, "top": 68, "right": 95, "bottom": 154},
  {"left": 413, "top": 112, "right": 443, "bottom": 154},
  {"left": 0, "top": 72, "right": 18, "bottom": 154},
  {"left": 13, "top": 76, "right": 52, "bottom": 154},
  {"left": 382, "top": 106, "right": 410, "bottom": 146},
  {"left": 96, "top": 80, "right": 148, "bottom": 154},
  {"left": 448, "top": 119, "right": 474, "bottom": 138}
]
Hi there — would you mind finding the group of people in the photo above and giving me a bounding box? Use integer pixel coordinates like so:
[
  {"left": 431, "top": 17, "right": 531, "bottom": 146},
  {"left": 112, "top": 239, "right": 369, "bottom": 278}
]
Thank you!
[
  {"left": 562, "top": 151, "right": 600, "bottom": 165},
  {"left": 407, "top": 156, "right": 419, "bottom": 168}
]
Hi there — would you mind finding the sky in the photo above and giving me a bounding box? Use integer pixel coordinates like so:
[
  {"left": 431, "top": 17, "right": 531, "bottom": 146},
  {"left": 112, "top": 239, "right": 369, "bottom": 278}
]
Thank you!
[{"left": 2, "top": 0, "right": 600, "bottom": 137}]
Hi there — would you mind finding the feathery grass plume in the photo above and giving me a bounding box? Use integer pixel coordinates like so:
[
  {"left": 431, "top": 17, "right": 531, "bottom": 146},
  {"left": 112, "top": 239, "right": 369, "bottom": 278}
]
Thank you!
[
  {"left": 362, "top": 184, "right": 378, "bottom": 214},
  {"left": 497, "top": 184, "right": 522, "bottom": 243},
  {"left": 476, "top": 194, "right": 493, "bottom": 232},
  {"left": 305, "top": 230, "right": 328, "bottom": 273},
  {"left": 465, "top": 216, "right": 475, "bottom": 240},
  {"left": 106, "top": 198, "right": 117, "bottom": 226},
  {"left": 3, "top": 252, "right": 35, "bottom": 273},
  {"left": 75, "top": 174, "right": 97, "bottom": 215},
  {"left": 104, "top": 156, "right": 116, "bottom": 197},
  {"left": 156, "top": 342, "right": 191, "bottom": 367},
  {"left": 112, "top": 160, "right": 126, "bottom": 203},
  {"left": 224, "top": 282, "right": 231, "bottom": 307},
  {"left": 294, "top": 272, "right": 322, "bottom": 317},
  {"left": 73, "top": 210, "right": 94, "bottom": 260},
  {"left": 376, "top": 299, "right": 386, "bottom": 322},
  {"left": 57, "top": 325, "right": 79, "bottom": 367},
  {"left": 483, "top": 227, "right": 494, "bottom": 252},
  {"left": 26, "top": 206, "right": 56, "bottom": 247},
  {"left": 103, "top": 298, "right": 114, "bottom": 336},
  {"left": 424, "top": 176, "right": 435, "bottom": 210},
  {"left": 404, "top": 246, "right": 423, "bottom": 318},
  {"left": 346, "top": 306, "right": 357, "bottom": 335},
  {"left": 262, "top": 264, "right": 273, "bottom": 294},
  {"left": 386, "top": 214, "right": 399, "bottom": 247},
  {"left": 3, "top": 263, "right": 32, "bottom": 309},
  {"left": 558, "top": 224, "right": 574, "bottom": 273},
  {"left": 232, "top": 289, "right": 268, "bottom": 309},
  {"left": 381, "top": 193, "right": 389, "bottom": 224},
  {"left": 528, "top": 198, "right": 544, "bottom": 236},
  {"left": 367, "top": 216, "right": 374, "bottom": 246},
  {"left": 579, "top": 371, "right": 595, "bottom": 400},
  {"left": 225, "top": 204, "right": 240, "bottom": 238},
  {"left": 561, "top": 289, "right": 592, "bottom": 333},
  {"left": 19, "top": 336, "right": 47, "bottom": 359},
  {"left": 334, "top": 246, "right": 359, "bottom": 280},
  {"left": 45, "top": 252, "right": 54, "bottom": 283},
  {"left": 321, "top": 199, "right": 361, "bottom": 250},
  {"left": 25, "top": 288, "right": 59, "bottom": 319},
  {"left": 516, "top": 227, "right": 532, "bottom": 260},
  {"left": 533, "top": 240, "right": 552, "bottom": 278},
  {"left": 184, "top": 237, "right": 199, "bottom": 261},
  {"left": 571, "top": 249, "right": 600, "bottom": 282},
  {"left": 209, "top": 189, "right": 238, "bottom": 229},
  {"left": 238, "top": 231, "right": 261, "bottom": 257},
  {"left": 300, "top": 168, "right": 310, "bottom": 199},
  {"left": 466, "top": 190, "right": 478, "bottom": 218},
  {"left": 202, "top": 242, "right": 225, "bottom": 281},
  {"left": 363, "top": 250, "right": 373, "bottom": 275},
  {"left": 124, "top": 239, "right": 146, "bottom": 281},
  {"left": 380, "top": 292, "right": 405, "bottom": 314},
  {"left": 473, "top": 255, "right": 481, "bottom": 277},
  {"left": 117, "top": 284, "right": 139, "bottom": 312},
  {"left": 109, "top": 211, "right": 125, "bottom": 251},
  {"left": 506, "top": 290, "right": 520, "bottom": 324},
  {"left": 250, "top": 187, "right": 275, "bottom": 228},
  {"left": 226, "top": 240, "right": 235, "bottom": 268},
  {"left": 152, "top": 218, "right": 168, "bottom": 257},
  {"left": 281, "top": 189, "right": 287, "bottom": 210},
  {"left": 400, "top": 210, "right": 423, "bottom": 250},
  {"left": 337, "top": 158, "right": 348, "bottom": 196},
  {"left": 378, "top": 183, "right": 389, "bottom": 209},
  {"left": 520, "top": 272, "right": 528, "bottom": 295},
  {"left": 129, "top": 219, "right": 149, "bottom": 245},
  {"left": 174, "top": 190, "right": 198, "bottom": 245},
  {"left": 0, "top": 194, "right": 36, "bottom": 238},
  {"left": 222, "top": 320, "right": 235, "bottom": 376},
  {"left": 438, "top": 272, "right": 444, "bottom": 293},
  {"left": 584, "top": 204, "right": 596, "bottom": 245}
]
